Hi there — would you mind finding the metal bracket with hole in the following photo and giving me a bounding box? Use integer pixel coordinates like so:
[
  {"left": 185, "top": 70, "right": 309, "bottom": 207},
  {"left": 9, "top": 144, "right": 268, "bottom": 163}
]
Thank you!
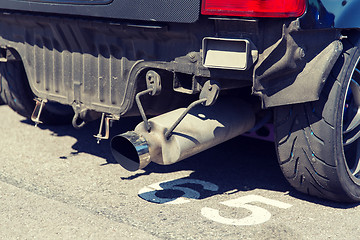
[
  {"left": 135, "top": 70, "right": 162, "bottom": 132},
  {"left": 164, "top": 80, "right": 220, "bottom": 139}
]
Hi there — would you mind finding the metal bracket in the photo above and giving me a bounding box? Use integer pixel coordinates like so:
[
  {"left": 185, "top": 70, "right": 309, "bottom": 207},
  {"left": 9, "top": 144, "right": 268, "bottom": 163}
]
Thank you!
[
  {"left": 199, "top": 80, "right": 221, "bottom": 107},
  {"left": 0, "top": 47, "right": 20, "bottom": 62},
  {"left": 94, "top": 113, "right": 119, "bottom": 144},
  {"left": 164, "top": 80, "right": 220, "bottom": 139},
  {"left": 173, "top": 73, "right": 201, "bottom": 94},
  {"left": 135, "top": 70, "right": 162, "bottom": 132},
  {"left": 31, "top": 98, "right": 48, "bottom": 127},
  {"left": 146, "top": 70, "right": 162, "bottom": 96}
]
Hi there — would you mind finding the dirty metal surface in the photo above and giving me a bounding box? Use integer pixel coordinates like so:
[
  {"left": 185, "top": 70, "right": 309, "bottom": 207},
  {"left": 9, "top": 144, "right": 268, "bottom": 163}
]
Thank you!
[{"left": 0, "top": 105, "right": 359, "bottom": 239}]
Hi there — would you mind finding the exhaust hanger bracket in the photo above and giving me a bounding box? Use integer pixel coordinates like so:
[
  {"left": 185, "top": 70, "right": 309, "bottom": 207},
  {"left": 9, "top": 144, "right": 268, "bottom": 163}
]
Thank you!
[
  {"left": 135, "top": 70, "right": 162, "bottom": 132},
  {"left": 164, "top": 80, "right": 220, "bottom": 139}
]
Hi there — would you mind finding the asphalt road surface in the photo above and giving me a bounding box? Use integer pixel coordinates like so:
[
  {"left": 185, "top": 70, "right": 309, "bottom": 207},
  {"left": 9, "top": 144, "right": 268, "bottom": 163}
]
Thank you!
[{"left": 0, "top": 105, "right": 359, "bottom": 240}]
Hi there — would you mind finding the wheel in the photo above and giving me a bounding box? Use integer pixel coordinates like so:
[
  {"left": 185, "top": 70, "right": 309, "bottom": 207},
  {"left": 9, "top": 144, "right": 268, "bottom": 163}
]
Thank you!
[
  {"left": 0, "top": 61, "right": 73, "bottom": 124},
  {"left": 274, "top": 31, "right": 360, "bottom": 202}
]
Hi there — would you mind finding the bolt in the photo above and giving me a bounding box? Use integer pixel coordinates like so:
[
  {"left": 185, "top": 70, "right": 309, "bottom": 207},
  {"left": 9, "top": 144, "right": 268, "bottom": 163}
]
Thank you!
[
  {"left": 188, "top": 52, "right": 197, "bottom": 62},
  {"left": 298, "top": 47, "right": 306, "bottom": 59}
]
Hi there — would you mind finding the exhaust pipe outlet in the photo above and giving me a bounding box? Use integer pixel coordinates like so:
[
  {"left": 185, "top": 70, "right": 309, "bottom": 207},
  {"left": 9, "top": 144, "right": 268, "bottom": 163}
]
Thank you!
[
  {"left": 111, "top": 98, "right": 255, "bottom": 171},
  {"left": 111, "top": 131, "right": 151, "bottom": 171}
]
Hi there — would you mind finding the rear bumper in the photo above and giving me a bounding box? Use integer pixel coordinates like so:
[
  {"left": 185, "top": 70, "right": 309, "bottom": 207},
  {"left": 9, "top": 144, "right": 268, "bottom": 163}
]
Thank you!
[{"left": 0, "top": 12, "right": 344, "bottom": 116}]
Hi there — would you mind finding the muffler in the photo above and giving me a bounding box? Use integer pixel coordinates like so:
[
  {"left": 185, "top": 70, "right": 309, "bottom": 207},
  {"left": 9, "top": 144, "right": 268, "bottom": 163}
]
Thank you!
[{"left": 111, "top": 98, "right": 255, "bottom": 171}]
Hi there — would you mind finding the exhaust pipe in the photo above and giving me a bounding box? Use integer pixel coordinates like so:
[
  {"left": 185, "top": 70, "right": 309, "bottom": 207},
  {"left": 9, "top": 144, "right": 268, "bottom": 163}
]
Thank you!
[{"left": 111, "top": 98, "right": 255, "bottom": 171}]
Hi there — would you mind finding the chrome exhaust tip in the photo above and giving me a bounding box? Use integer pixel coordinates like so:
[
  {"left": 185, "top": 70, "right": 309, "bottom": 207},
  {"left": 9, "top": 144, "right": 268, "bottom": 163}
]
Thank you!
[{"left": 110, "top": 131, "right": 151, "bottom": 171}]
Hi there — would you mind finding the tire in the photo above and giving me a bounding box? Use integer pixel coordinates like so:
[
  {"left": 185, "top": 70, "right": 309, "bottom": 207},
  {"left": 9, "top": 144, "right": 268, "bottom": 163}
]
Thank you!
[
  {"left": 274, "top": 31, "right": 360, "bottom": 202},
  {"left": 0, "top": 61, "right": 73, "bottom": 125}
]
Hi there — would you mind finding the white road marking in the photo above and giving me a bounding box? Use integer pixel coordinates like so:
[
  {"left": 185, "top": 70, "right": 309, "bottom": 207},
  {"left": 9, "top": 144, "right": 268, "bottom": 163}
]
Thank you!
[{"left": 201, "top": 194, "right": 292, "bottom": 226}]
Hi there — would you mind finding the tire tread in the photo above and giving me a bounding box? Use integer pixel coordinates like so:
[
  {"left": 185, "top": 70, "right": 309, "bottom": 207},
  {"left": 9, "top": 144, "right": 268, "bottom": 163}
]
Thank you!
[{"left": 275, "top": 31, "right": 360, "bottom": 202}]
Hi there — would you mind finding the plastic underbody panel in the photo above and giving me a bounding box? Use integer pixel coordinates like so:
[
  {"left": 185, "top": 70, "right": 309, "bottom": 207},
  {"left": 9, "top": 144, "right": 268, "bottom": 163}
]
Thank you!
[{"left": 0, "top": 14, "right": 253, "bottom": 117}]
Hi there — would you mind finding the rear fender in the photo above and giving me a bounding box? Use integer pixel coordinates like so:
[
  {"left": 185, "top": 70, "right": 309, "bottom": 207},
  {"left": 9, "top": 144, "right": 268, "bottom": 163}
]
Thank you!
[{"left": 301, "top": 0, "right": 360, "bottom": 29}]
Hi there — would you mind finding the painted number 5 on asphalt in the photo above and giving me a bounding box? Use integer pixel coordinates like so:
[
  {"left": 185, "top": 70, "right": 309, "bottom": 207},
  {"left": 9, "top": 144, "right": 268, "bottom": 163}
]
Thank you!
[
  {"left": 201, "top": 194, "right": 292, "bottom": 226},
  {"left": 139, "top": 178, "right": 292, "bottom": 226}
]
